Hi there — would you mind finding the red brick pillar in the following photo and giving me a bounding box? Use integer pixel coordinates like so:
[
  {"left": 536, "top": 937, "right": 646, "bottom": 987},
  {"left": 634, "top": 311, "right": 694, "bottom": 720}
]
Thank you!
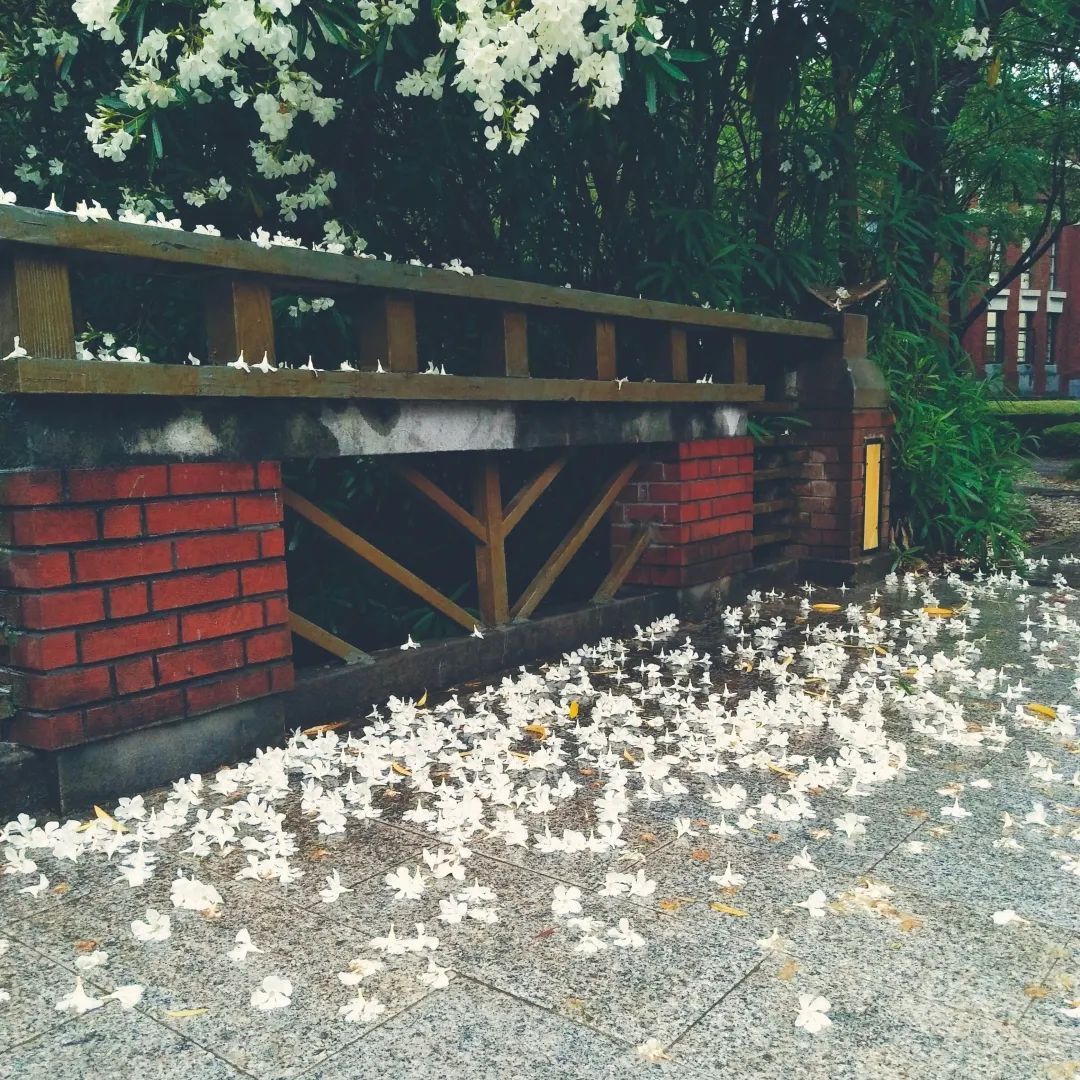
[
  {"left": 787, "top": 313, "right": 894, "bottom": 572},
  {"left": 0, "top": 462, "right": 293, "bottom": 751},
  {"left": 611, "top": 437, "right": 754, "bottom": 587}
]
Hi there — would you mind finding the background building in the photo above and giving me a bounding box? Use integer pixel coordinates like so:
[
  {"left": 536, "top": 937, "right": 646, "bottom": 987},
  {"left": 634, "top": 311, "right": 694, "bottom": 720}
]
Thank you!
[{"left": 961, "top": 224, "right": 1077, "bottom": 396}]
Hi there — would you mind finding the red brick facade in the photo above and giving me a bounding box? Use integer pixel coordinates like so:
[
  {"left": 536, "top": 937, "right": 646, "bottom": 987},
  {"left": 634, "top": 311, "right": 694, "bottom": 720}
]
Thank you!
[
  {"left": 612, "top": 436, "right": 755, "bottom": 586},
  {"left": 0, "top": 462, "right": 293, "bottom": 750}
]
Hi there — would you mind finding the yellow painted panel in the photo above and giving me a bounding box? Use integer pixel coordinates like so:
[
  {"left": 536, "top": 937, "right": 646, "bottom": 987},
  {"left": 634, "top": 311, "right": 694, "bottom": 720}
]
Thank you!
[{"left": 863, "top": 441, "right": 881, "bottom": 551}]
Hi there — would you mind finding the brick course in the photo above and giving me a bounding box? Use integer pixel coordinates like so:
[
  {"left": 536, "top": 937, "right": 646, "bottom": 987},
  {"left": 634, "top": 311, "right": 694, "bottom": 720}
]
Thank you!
[{"left": 0, "top": 461, "right": 293, "bottom": 750}]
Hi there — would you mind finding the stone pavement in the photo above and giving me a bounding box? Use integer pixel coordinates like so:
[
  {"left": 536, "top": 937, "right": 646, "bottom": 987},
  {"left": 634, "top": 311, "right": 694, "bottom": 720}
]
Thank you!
[{"left": 0, "top": 563, "right": 1077, "bottom": 1080}]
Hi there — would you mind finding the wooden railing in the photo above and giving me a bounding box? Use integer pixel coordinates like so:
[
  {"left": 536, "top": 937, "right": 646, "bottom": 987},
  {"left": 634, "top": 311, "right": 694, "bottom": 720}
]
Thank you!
[{"left": 0, "top": 204, "right": 833, "bottom": 404}]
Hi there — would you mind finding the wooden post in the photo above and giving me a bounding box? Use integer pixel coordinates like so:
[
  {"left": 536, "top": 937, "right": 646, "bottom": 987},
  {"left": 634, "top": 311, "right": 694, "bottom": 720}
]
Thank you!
[
  {"left": 578, "top": 317, "right": 616, "bottom": 380},
  {"left": 483, "top": 308, "right": 529, "bottom": 377},
  {"left": 472, "top": 458, "right": 509, "bottom": 625},
  {"left": 666, "top": 326, "right": 689, "bottom": 381},
  {"left": 0, "top": 251, "right": 76, "bottom": 358},
  {"left": 358, "top": 292, "right": 418, "bottom": 373},
  {"left": 205, "top": 278, "right": 275, "bottom": 364}
]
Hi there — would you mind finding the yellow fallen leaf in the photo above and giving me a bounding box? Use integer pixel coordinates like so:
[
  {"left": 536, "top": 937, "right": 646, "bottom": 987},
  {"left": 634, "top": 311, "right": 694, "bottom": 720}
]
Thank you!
[
  {"left": 767, "top": 763, "right": 796, "bottom": 781},
  {"left": 776, "top": 959, "right": 799, "bottom": 981},
  {"left": 92, "top": 805, "right": 127, "bottom": 833},
  {"left": 523, "top": 723, "right": 549, "bottom": 740},
  {"left": 300, "top": 720, "right": 349, "bottom": 737},
  {"left": 1025, "top": 703, "right": 1058, "bottom": 721},
  {"left": 416, "top": 689, "right": 428, "bottom": 708},
  {"left": 51, "top": 882, "right": 71, "bottom": 895},
  {"left": 1024, "top": 985, "right": 1049, "bottom": 999},
  {"left": 623, "top": 749, "right": 638, "bottom": 764},
  {"left": 509, "top": 751, "right": 530, "bottom": 760},
  {"left": 391, "top": 762, "right": 412, "bottom": 776},
  {"left": 874, "top": 645, "right": 888, "bottom": 656},
  {"left": 923, "top": 606, "right": 955, "bottom": 618},
  {"left": 898, "top": 915, "right": 924, "bottom": 932},
  {"left": 568, "top": 701, "right": 579, "bottom": 719},
  {"left": 738, "top": 661, "right": 754, "bottom": 673},
  {"left": 709, "top": 902, "right": 748, "bottom": 917},
  {"left": 165, "top": 1008, "right": 209, "bottom": 1019},
  {"left": 658, "top": 898, "right": 684, "bottom": 913},
  {"left": 811, "top": 603, "right": 842, "bottom": 613}
]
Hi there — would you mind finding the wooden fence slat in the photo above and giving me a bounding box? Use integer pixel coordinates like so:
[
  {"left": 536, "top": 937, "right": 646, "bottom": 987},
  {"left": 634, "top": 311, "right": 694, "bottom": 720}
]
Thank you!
[
  {"left": 503, "top": 455, "right": 569, "bottom": 535},
  {"left": 205, "top": 278, "right": 275, "bottom": 363},
  {"left": 0, "top": 252, "right": 76, "bottom": 359},
  {"left": 593, "top": 525, "right": 651, "bottom": 604},
  {"left": 588, "top": 318, "right": 617, "bottom": 380},
  {"left": 666, "top": 327, "right": 689, "bottom": 382},
  {"left": 472, "top": 459, "right": 509, "bottom": 625},
  {"left": 394, "top": 463, "right": 486, "bottom": 541},
  {"left": 288, "top": 611, "right": 372, "bottom": 665},
  {"left": 357, "top": 292, "right": 418, "bottom": 373},
  {"left": 283, "top": 487, "right": 476, "bottom": 632},
  {"left": 731, "top": 332, "right": 749, "bottom": 384},
  {"left": 511, "top": 457, "right": 642, "bottom": 620},
  {"left": 483, "top": 308, "right": 529, "bottom": 377}
]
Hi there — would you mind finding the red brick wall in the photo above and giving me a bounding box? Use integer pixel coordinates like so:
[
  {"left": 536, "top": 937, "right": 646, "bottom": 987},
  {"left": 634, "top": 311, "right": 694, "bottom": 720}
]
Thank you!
[
  {"left": 789, "top": 409, "right": 893, "bottom": 561},
  {"left": 0, "top": 462, "right": 293, "bottom": 750},
  {"left": 611, "top": 437, "right": 755, "bottom": 586}
]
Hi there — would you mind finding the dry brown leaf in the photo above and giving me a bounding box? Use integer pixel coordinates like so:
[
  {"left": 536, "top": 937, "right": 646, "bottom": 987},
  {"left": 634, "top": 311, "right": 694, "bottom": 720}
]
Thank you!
[
  {"left": 638, "top": 832, "right": 657, "bottom": 844},
  {"left": 308, "top": 848, "right": 330, "bottom": 861},
  {"left": 75, "top": 940, "right": 99, "bottom": 954},
  {"left": 165, "top": 1008, "right": 209, "bottom": 1019},
  {"left": 579, "top": 767, "right": 597, "bottom": 777},
  {"left": 693, "top": 818, "right": 709, "bottom": 828},
  {"left": 391, "top": 762, "right": 412, "bottom": 776},
  {"left": 708, "top": 902, "right": 749, "bottom": 917},
  {"left": 903, "top": 808, "right": 929, "bottom": 820},
  {"left": 776, "top": 959, "right": 799, "bottom": 981},
  {"left": 300, "top": 720, "right": 349, "bottom": 737},
  {"left": 690, "top": 849, "right": 711, "bottom": 862},
  {"left": 523, "top": 723, "right": 549, "bottom": 740},
  {"left": 534, "top": 927, "right": 556, "bottom": 940},
  {"left": 1023, "top": 985, "right": 1049, "bottom": 999},
  {"left": 809, "top": 828, "right": 832, "bottom": 840},
  {"left": 51, "top": 883, "right": 71, "bottom": 895},
  {"left": 811, "top": 603, "right": 842, "bottom": 613},
  {"left": 766, "top": 832, "right": 784, "bottom": 843},
  {"left": 658, "top": 898, "right": 684, "bottom": 913},
  {"left": 898, "top": 915, "right": 924, "bottom": 933}
]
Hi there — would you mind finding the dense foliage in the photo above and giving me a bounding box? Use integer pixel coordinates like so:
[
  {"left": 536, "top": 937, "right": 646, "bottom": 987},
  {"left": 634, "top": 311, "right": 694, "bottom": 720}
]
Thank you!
[{"left": 1, "top": 0, "right": 1078, "bottom": 638}]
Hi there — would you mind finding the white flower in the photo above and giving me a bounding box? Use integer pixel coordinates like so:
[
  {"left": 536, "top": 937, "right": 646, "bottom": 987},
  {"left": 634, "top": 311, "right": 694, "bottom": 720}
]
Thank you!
[
  {"left": 55, "top": 977, "right": 104, "bottom": 1015},
  {"left": 106, "top": 985, "right": 144, "bottom": 1010},
  {"left": 251, "top": 975, "right": 293, "bottom": 1011},
  {"left": 418, "top": 959, "right": 451, "bottom": 989},
  {"left": 709, "top": 861, "right": 746, "bottom": 889},
  {"left": 19, "top": 874, "right": 49, "bottom": 897},
  {"left": 787, "top": 847, "right": 819, "bottom": 872},
  {"left": 608, "top": 918, "right": 645, "bottom": 949},
  {"left": 627, "top": 870, "right": 657, "bottom": 898},
  {"left": 795, "top": 994, "right": 832, "bottom": 1034},
  {"left": 384, "top": 865, "right": 426, "bottom": 900},
  {"left": 573, "top": 934, "right": 607, "bottom": 955},
  {"left": 833, "top": 813, "right": 867, "bottom": 838},
  {"left": 634, "top": 1038, "right": 670, "bottom": 1063},
  {"left": 131, "top": 908, "right": 171, "bottom": 942},
  {"left": 672, "top": 816, "right": 697, "bottom": 838},
  {"left": 438, "top": 898, "right": 468, "bottom": 924},
  {"left": 797, "top": 890, "right": 829, "bottom": 918},
  {"left": 551, "top": 885, "right": 583, "bottom": 917},
  {"left": 756, "top": 928, "right": 791, "bottom": 954},
  {"left": 74, "top": 950, "right": 109, "bottom": 971},
  {"left": 1025, "top": 802, "right": 1048, "bottom": 826},
  {"left": 170, "top": 873, "right": 223, "bottom": 912},
  {"left": 229, "top": 928, "right": 263, "bottom": 964},
  {"left": 969, "top": 778, "right": 993, "bottom": 790},
  {"left": 940, "top": 798, "right": 971, "bottom": 820},
  {"left": 991, "top": 909, "right": 1026, "bottom": 926},
  {"left": 320, "top": 870, "right": 352, "bottom": 903},
  {"left": 338, "top": 989, "right": 386, "bottom": 1023}
]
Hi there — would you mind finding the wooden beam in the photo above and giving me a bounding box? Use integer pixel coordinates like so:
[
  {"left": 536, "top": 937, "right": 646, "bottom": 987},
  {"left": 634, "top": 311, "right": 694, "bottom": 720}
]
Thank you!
[
  {"left": 357, "top": 292, "right": 418, "bottom": 373},
  {"left": 0, "top": 205, "right": 837, "bottom": 340},
  {"left": 288, "top": 611, "right": 371, "bottom": 665},
  {"left": 472, "top": 459, "right": 509, "bottom": 625},
  {"left": 0, "top": 251, "right": 76, "bottom": 359},
  {"left": 205, "top": 278, "right": 275, "bottom": 364},
  {"left": 0, "top": 356, "right": 767, "bottom": 404},
  {"left": 282, "top": 487, "right": 476, "bottom": 632},
  {"left": 503, "top": 455, "right": 569, "bottom": 535},
  {"left": 394, "top": 463, "right": 486, "bottom": 541},
  {"left": 581, "top": 318, "right": 617, "bottom": 380},
  {"left": 483, "top": 308, "right": 529, "bottom": 377},
  {"left": 593, "top": 525, "right": 651, "bottom": 604},
  {"left": 511, "top": 457, "right": 642, "bottom": 620},
  {"left": 666, "top": 327, "right": 688, "bottom": 382}
]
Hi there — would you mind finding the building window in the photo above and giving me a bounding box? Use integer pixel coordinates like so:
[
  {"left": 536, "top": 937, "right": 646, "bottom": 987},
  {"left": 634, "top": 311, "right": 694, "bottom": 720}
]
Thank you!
[
  {"left": 1048, "top": 240, "right": 1058, "bottom": 291},
  {"left": 985, "top": 311, "right": 1004, "bottom": 364},
  {"left": 1047, "top": 313, "right": 1059, "bottom": 365},
  {"left": 1020, "top": 269, "right": 1031, "bottom": 290},
  {"left": 1017, "top": 312, "right": 1034, "bottom": 364}
]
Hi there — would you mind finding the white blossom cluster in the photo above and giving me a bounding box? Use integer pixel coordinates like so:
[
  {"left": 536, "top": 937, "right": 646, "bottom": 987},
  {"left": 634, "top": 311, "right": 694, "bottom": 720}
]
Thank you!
[{"left": 953, "top": 26, "right": 991, "bottom": 61}]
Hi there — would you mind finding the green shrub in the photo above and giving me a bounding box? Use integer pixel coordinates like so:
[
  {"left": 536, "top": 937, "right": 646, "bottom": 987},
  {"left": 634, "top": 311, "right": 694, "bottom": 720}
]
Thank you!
[
  {"left": 876, "top": 331, "right": 1032, "bottom": 561},
  {"left": 1065, "top": 461, "right": 1080, "bottom": 482},
  {"left": 1039, "top": 423, "right": 1080, "bottom": 456},
  {"left": 989, "top": 400, "right": 1080, "bottom": 415}
]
